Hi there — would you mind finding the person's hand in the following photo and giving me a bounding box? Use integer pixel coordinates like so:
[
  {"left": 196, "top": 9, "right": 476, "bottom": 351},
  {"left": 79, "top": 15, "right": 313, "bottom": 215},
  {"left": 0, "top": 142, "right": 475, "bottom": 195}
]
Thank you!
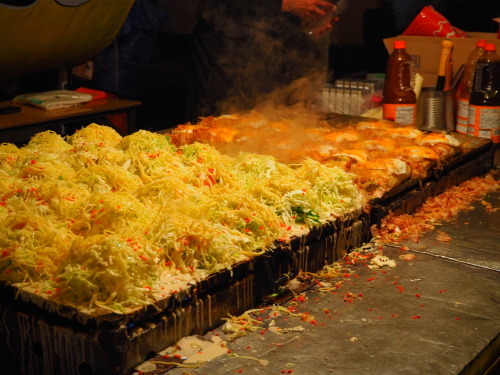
[
  {"left": 281, "top": 0, "right": 334, "bottom": 20},
  {"left": 283, "top": 0, "right": 339, "bottom": 39},
  {"left": 307, "top": 14, "right": 339, "bottom": 38}
]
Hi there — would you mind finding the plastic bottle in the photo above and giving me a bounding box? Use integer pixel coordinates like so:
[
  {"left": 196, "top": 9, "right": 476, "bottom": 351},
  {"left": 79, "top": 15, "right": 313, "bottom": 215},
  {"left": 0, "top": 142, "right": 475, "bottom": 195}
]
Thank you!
[
  {"left": 383, "top": 40, "right": 417, "bottom": 125},
  {"left": 455, "top": 39, "right": 486, "bottom": 134},
  {"left": 468, "top": 43, "right": 500, "bottom": 143}
]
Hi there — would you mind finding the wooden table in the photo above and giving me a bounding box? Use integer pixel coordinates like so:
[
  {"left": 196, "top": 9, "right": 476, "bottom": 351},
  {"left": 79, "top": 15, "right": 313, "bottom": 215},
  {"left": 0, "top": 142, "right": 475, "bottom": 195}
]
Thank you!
[{"left": 0, "top": 97, "right": 142, "bottom": 144}]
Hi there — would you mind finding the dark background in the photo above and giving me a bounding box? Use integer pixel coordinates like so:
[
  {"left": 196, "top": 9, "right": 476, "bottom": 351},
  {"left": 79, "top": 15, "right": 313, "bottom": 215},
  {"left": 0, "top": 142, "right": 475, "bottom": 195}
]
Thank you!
[{"left": 1, "top": 0, "right": 499, "bottom": 132}]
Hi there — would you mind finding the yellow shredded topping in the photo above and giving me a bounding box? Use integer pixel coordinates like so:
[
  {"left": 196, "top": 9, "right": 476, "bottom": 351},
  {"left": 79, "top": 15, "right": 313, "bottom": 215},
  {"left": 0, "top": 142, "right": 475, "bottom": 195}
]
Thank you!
[{"left": 0, "top": 124, "right": 363, "bottom": 313}]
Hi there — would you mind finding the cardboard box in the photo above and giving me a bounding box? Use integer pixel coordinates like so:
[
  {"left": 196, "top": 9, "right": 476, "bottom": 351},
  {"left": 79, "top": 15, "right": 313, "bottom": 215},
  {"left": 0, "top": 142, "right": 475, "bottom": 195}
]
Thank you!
[{"left": 383, "top": 33, "right": 500, "bottom": 88}]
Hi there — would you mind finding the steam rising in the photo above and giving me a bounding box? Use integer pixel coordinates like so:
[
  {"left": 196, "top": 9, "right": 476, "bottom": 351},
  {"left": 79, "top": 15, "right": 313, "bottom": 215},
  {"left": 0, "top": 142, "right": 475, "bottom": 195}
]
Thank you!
[
  {"left": 194, "top": 2, "right": 330, "bottom": 119},
  {"left": 179, "top": 105, "right": 339, "bottom": 166}
]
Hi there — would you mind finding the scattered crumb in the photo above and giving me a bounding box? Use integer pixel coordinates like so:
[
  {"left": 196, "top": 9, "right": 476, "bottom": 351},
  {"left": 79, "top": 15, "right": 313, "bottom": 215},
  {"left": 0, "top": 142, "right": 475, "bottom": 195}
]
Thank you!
[
  {"left": 369, "top": 255, "right": 396, "bottom": 268},
  {"left": 134, "top": 361, "right": 157, "bottom": 373},
  {"left": 436, "top": 230, "right": 452, "bottom": 243},
  {"left": 399, "top": 253, "right": 417, "bottom": 261}
]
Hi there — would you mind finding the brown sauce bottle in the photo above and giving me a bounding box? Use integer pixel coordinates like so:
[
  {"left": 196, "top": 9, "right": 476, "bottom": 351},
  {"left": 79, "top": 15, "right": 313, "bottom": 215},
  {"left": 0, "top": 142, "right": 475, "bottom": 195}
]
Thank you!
[{"left": 383, "top": 40, "right": 417, "bottom": 125}]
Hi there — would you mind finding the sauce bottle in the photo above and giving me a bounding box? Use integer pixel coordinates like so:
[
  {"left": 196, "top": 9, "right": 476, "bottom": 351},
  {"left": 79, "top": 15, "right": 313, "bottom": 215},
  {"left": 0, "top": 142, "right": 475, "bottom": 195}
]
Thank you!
[
  {"left": 468, "top": 43, "right": 500, "bottom": 143},
  {"left": 383, "top": 40, "right": 417, "bottom": 125},
  {"left": 456, "top": 39, "right": 486, "bottom": 134}
]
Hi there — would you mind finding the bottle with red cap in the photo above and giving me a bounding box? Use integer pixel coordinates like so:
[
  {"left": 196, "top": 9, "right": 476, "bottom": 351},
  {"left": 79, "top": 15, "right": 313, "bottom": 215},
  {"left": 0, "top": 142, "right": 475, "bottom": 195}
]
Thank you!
[
  {"left": 455, "top": 39, "right": 486, "bottom": 134},
  {"left": 468, "top": 43, "right": 500, "bottom": 143},
  {"left": 383, "top": 40, "right": 417, "bottom": 125}
]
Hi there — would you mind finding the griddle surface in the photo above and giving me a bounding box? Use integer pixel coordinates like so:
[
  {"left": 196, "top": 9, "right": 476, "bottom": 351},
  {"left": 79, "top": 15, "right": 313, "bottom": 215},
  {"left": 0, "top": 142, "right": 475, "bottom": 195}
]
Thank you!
[
  {"left": 407, "top": 193, "right": 500, "bottom": 271},
  {"left": 159, "top": 192, "right": 499, "bottom": 375}
]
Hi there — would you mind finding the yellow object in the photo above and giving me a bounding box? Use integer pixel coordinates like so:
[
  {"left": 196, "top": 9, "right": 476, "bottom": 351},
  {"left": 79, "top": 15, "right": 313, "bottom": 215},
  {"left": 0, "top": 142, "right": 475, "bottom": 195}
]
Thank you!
[{"left": 0, "top": 0, "right": 134, "bottom": 80}]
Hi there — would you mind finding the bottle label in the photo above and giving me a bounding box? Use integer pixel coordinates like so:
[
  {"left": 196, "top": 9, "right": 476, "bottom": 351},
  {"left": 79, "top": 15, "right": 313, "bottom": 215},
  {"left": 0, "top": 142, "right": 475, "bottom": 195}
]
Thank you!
[
  {"left": 383, "top": 103, "right": 416, "bottom": 125},
  {"left": 456, "top": 97, "right": 469, "bottom": 134},
  {"left": 473, "top": 61, "right": 498, "bottom": 94},
  {"left": 468, "top": 104, "right": 500, "bottom": 143},
  {"left": 456, "top": 123, "right": 468, "bottom": 134}
]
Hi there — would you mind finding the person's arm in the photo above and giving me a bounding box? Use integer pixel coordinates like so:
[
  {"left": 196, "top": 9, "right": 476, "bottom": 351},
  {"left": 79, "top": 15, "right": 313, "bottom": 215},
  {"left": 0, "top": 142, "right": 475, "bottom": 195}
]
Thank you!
[
  {"left": 281, "top": 0, "right": 334, "bottom": 20},
  {"left": 215, "top": 0, "right": 334, "bottom": 20},
  {"left": 218, "top": 0, "right": 283, "bottom": 15}
]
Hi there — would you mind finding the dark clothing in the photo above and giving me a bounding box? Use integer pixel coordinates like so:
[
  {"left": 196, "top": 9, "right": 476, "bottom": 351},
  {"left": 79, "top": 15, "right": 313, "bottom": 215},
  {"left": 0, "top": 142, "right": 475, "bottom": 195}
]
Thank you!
[
  {"left": 92, "top": 0, "right": 166, "bottom": 99},
  {"left": 189, "top": 0, "right": 324, "bottom": 120}
]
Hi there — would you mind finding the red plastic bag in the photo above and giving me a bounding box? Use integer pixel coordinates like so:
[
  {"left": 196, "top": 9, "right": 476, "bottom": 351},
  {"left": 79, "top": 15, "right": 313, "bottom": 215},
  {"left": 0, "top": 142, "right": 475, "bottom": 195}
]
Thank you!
[{"left": 402, "top": 6, "right": 468, "bottom": 38}]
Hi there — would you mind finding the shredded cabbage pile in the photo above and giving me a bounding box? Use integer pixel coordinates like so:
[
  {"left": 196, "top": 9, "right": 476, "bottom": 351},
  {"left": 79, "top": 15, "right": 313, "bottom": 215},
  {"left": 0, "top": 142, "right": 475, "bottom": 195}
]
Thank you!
[{"left": 0, "top": 124, "right": 363, "bottom": 313}]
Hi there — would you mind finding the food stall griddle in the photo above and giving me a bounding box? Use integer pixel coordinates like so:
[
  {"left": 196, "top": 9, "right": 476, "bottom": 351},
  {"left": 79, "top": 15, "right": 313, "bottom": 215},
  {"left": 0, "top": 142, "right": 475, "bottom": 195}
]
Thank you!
[{"left": 0, "top": 119, "right": 495, "bottom": 375}]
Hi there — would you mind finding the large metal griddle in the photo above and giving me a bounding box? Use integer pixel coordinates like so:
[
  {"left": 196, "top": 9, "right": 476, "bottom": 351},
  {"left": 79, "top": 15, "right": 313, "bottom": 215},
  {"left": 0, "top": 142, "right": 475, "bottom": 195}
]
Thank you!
[{"left": 0, "top": 115, "right": 495, "bottom": 375}]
